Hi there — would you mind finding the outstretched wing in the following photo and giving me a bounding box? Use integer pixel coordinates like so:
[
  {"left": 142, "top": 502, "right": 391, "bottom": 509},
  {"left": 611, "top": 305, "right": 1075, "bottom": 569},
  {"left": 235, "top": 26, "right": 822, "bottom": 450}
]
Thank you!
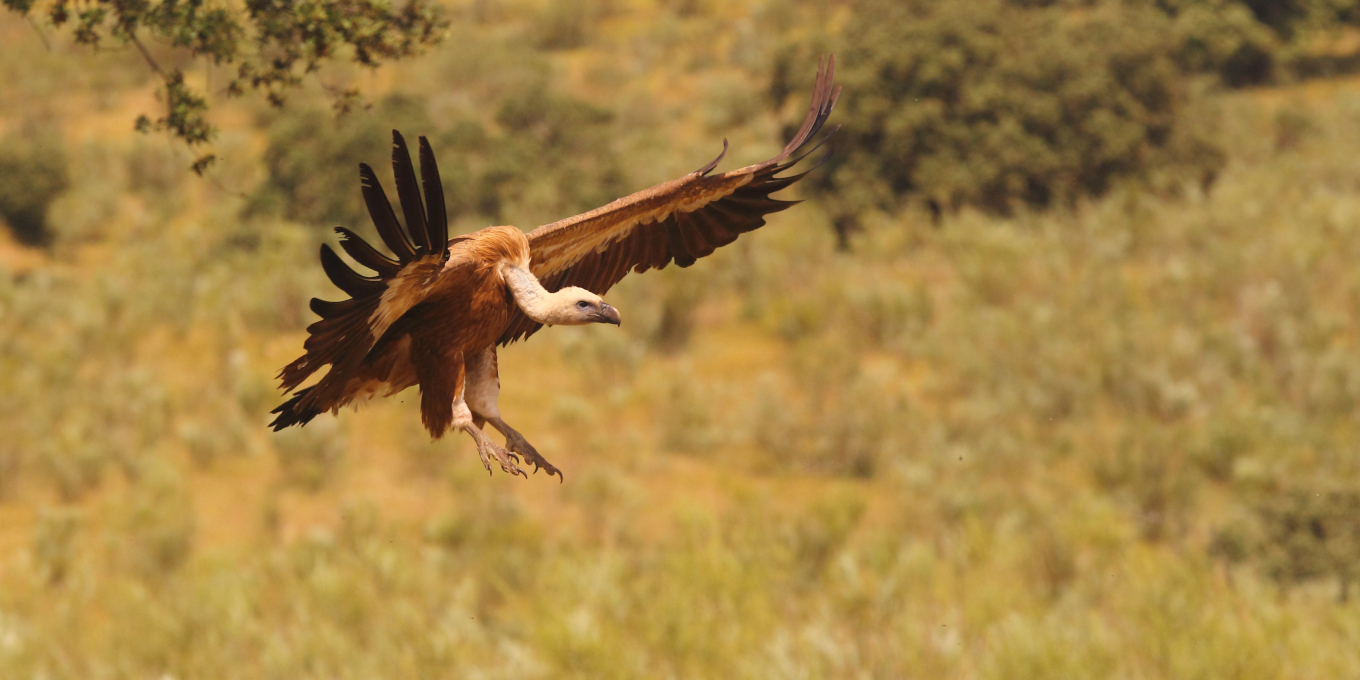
[
  {"left": 273, "top": 131, "right": 453, "bottom": 427},
  {"left": 499, "top": 55, "right": 840, "bottom": 345}
]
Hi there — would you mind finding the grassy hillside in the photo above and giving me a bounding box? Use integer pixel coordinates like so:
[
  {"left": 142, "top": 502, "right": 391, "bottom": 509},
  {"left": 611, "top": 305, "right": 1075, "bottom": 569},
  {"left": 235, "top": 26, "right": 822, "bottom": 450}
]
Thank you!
[{"left": 2, "top": 2, "right": 1359, "bottom": 678}]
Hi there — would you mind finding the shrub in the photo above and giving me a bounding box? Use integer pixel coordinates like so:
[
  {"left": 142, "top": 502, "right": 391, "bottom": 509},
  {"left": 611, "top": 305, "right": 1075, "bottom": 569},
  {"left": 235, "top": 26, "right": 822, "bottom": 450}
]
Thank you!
[
  {"left": 1256, "top": 487, "right": 1360, "bottom": 602},
  {"left": 0, "top": 132, "right": 69, "bottom": 247},
  {"left": 1162, "top": 0, "right": 1279, "bottom": 86},
  {"left": 250, "top": 95, "right": 436, "bottom": 230},
  {"left": 481, "top": 83, "right": 625, "bottom": 226},
  {"left": 251, "top": 85, "right": 624, "bottom": 234},
  {"left": 800, "top": 0, "right": 1223, "bottom": 232}
]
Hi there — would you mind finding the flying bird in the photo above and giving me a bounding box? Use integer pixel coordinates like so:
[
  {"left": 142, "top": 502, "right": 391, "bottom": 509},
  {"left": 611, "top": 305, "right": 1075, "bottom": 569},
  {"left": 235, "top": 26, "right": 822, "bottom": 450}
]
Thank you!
[{"left": 271, "top": 56, "right": 840, "bottom": 479}]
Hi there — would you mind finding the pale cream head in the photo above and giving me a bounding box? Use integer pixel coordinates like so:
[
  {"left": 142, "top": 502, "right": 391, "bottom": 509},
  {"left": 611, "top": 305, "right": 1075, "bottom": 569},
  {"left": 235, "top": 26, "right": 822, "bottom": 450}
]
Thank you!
[{"left": 502, "top": 265, "right": 622, "bottom": 327}]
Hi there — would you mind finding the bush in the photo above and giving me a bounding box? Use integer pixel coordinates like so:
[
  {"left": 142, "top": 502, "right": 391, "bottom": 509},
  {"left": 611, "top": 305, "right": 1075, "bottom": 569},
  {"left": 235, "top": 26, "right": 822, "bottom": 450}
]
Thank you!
[
  {"left": 251, "top": 85, "right": 624, "bottom": 234},
  {"left": 0, "top": 132, "right": 69, "bottom": 247},
  {"left": 1161, "top": 0, "right": 1279, "bottom": 86},
  {"left": 250, "top": 95, "right": 436, "bottom": 230},
  {"left": 1256, "top": 487, "right": 1360, "bottom": 602},
  {"left": 800, "top": 0, "right": 1223, "bottom": 230}
]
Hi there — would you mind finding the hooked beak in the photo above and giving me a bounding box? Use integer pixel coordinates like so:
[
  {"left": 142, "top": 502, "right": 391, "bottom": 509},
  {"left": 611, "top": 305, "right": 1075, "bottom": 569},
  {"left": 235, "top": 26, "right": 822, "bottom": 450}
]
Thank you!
[{"left": 595, "top": 303, "right": 621, "bottom": 326}]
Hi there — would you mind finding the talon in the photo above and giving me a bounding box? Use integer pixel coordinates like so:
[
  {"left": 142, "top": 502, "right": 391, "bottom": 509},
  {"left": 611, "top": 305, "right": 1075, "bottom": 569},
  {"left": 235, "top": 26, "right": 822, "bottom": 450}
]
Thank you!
[{"left": 497, "top": 429, "right": 562, "bottom": 482}]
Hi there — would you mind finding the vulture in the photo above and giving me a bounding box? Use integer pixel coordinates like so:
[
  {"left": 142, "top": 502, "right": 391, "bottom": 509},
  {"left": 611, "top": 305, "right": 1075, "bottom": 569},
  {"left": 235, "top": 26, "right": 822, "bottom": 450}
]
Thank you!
[{"left": 271, "top": 56, "right": 840, "bottom": 480}]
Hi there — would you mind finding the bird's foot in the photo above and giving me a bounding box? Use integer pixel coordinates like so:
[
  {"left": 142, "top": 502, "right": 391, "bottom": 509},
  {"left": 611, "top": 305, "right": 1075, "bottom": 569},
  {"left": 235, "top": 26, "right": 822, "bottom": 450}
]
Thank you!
[
  {"left": 505, "top": 430, "right": 562, "bottom": 482},
  {"left": 474, "top": 432, "right": 526, "bottom": 478}
]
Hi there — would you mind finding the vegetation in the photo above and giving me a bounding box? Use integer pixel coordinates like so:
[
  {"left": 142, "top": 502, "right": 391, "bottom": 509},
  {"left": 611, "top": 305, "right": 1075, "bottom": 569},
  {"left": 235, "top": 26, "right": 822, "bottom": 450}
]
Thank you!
[
  {"left": 2, "top": 1, "right": 1360, "bottom": 678},
  {"left": 251, "top": 84, "right": 624, "bottom": 233},
  {"left": 780, "top": 0, "right": 1360, "bottom": 242},
  {"left": 797, "top": 0, "right": 1223, "bottom": 243},
  {"left": 0, "top": 130, "right": 67, "bottom": 246},
  {"left": 2, "top": 0, "right": 448, "bottom": 172}
]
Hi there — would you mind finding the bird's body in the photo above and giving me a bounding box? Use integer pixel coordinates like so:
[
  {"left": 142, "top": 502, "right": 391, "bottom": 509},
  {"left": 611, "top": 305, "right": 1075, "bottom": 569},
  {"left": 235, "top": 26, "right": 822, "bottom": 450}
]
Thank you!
[
  {"left": 272, "top": 57, "right": 840, "bottom": 478},
  {"left": 303, "top": 226, "right": 528, "bottom": 416}
]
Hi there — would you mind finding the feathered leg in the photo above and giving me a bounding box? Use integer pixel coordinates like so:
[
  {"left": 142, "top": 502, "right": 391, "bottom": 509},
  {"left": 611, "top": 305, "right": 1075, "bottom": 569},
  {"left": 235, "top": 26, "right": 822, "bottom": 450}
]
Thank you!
[
  {"left": 465, "top": 348, "right": 562, "bottom": 480},
  {"left": 414, "top": 339, "right": 523, "bottom": 477}
]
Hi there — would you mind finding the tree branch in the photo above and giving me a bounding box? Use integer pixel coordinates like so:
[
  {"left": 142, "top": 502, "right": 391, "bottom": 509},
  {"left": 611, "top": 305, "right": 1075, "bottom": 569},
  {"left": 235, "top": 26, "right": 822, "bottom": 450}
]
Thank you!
[{"left": 129, "top": 32, "right": 164, "bottom": 77}]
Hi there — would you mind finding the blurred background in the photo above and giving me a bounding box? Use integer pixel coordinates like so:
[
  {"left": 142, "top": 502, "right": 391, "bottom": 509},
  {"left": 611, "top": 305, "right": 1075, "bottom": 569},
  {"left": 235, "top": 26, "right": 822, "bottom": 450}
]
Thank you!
[{"left": 2, "top": 0, "right": 1360, "bottom": 677}]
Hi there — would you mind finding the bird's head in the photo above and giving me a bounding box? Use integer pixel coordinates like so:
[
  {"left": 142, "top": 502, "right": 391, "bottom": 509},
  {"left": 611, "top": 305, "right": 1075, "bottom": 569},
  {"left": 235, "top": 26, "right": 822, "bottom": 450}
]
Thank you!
[{"left": 551, "top": 286, "right": 621, "bottom": 326}]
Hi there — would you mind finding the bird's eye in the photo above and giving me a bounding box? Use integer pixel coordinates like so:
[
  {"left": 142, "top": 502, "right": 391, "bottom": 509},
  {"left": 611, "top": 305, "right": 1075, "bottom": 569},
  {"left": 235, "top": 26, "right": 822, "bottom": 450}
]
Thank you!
[{"left": 577, "top": 300, "right": 591, "bottom": 310}]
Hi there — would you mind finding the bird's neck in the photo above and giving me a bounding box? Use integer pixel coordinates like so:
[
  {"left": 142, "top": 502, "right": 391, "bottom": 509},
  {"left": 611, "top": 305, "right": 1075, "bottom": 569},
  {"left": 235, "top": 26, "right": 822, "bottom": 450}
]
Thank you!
[{"left": 502, "top": 264, "right": 571, "bottom": 326}]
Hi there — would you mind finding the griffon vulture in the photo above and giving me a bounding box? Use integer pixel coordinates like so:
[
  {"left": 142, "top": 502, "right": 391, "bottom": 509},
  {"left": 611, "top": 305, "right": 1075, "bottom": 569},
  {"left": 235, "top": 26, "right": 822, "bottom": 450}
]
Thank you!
[{"left": 271, "top": 56, "right": 840, "bottom": 479}]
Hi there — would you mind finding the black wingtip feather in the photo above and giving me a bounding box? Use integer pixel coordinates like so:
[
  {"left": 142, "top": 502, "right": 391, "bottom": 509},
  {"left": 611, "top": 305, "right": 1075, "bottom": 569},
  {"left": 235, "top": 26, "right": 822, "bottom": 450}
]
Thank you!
[
  {"left": 418, "top": 136, "right": 449, "bottom": 257},
  {"left": 335, "top": 227, "right": 400, "bottom": 278},
  {"left": 359, "top": 162, "right": 418, "bottom": 263},
  {"left": 695, "top": 139, "right": 729, "bottom": 175},
  {"left": 319, "top": 243, "right": 385, "bottom": 298},
  {"left": 310, "top": 296, "right": 366, "bottom": 319},
  {"left": 781, "top": 124, "right": 840, "bottom": 171},
  {"left": 391, "top": 131, "right": 431, "bottom": 254}
]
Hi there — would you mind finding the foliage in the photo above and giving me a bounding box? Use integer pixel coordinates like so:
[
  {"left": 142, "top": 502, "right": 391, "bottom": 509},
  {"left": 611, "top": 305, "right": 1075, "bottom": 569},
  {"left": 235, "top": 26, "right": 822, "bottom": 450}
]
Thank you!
[
  {"left": 1157, "top": 0, "right": 1281, "bottom": 86},
  {"left": 793, "top": 0, "right": 1223, "bottom": 237},
  {"left": 1220, "top": 0, "right": 1360, "bottom": 39},
  {"left": 772, "top": 0, "right": 1360, "bottom": 242},
  {"left": 249, "top": 94, "right": 436, "bottom": 229},
  {"left": 2, "top": 0, "right": 448, "bottom": 171},
  {"left": 0, "top": 131, "right": 68, "bottom": 246},
  {"left": 1257, "top": 487, "right": 1360, "bottom": 601},
  {"left": 251, "top": 85, "right": 625, "bottom": 232}
]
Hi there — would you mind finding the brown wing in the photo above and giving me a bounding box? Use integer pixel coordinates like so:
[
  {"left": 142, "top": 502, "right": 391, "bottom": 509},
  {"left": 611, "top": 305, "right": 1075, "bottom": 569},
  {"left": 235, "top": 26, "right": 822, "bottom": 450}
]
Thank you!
[
  {"left": 271, "top": 131, "right": 457, "bottom": 429},
  {"left": 498, "top": 55, "right": 840, "bottom": 345}
]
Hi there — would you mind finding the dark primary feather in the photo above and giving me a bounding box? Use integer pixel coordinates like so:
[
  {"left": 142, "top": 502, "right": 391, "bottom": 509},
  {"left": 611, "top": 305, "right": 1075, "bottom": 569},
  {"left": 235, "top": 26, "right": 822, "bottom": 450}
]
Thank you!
[
  {"left": 319, "top": 244, "right": 385, "bottom": 298},
  {"left": 273, "top": 129, "right": 457, "bottom": 430},
  {"left": 391, "top": 130, "right": 431, "bottom": 254},
  {"left": 359, "top": 162, "right": 418, "bottom": 263},
  {"left": 498, "top": 55, "right": 841, "bottom": 345},
  {"left": 419, "top": 136, "right": 449, "bottom": 252},
  {"left": 336, "top": 227, "right": 401, "bottom": 278}
]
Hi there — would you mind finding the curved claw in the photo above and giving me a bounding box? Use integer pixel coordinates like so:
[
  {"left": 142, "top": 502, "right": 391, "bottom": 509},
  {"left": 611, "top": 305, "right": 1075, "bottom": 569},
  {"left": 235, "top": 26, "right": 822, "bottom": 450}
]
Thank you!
[{"left": 505, "top": 434, "right": 562, "bottom": 482}]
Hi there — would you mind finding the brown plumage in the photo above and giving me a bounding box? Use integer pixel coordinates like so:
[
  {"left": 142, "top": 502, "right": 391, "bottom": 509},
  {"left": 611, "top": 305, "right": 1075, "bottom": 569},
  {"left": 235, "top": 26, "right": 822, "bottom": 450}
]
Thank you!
[{"left": 271, "top": 56, "right": 841, "bottom": 479}]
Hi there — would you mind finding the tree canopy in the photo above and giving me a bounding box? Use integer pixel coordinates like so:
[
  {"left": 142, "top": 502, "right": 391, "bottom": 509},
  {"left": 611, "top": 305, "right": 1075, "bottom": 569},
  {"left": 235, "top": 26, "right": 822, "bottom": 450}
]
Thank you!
[{"left": 2, "top": 0, "right": 447, "bottom": 173}]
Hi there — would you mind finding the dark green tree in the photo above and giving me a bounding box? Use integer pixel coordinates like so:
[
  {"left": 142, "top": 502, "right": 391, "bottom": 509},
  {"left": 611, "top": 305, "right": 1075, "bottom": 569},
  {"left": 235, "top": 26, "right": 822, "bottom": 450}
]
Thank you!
[
  {"left": 0, "top": 132, "right": 68, "bottom": 247},
  {"left": 2, "top": 0, "right": 448, "bottom": 173},
  {"left": 251, "top": 84, "right": 624, "bottom": 234},
  {"left": 777, "top": 0, "right": 1224, "bottom": 247}
]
